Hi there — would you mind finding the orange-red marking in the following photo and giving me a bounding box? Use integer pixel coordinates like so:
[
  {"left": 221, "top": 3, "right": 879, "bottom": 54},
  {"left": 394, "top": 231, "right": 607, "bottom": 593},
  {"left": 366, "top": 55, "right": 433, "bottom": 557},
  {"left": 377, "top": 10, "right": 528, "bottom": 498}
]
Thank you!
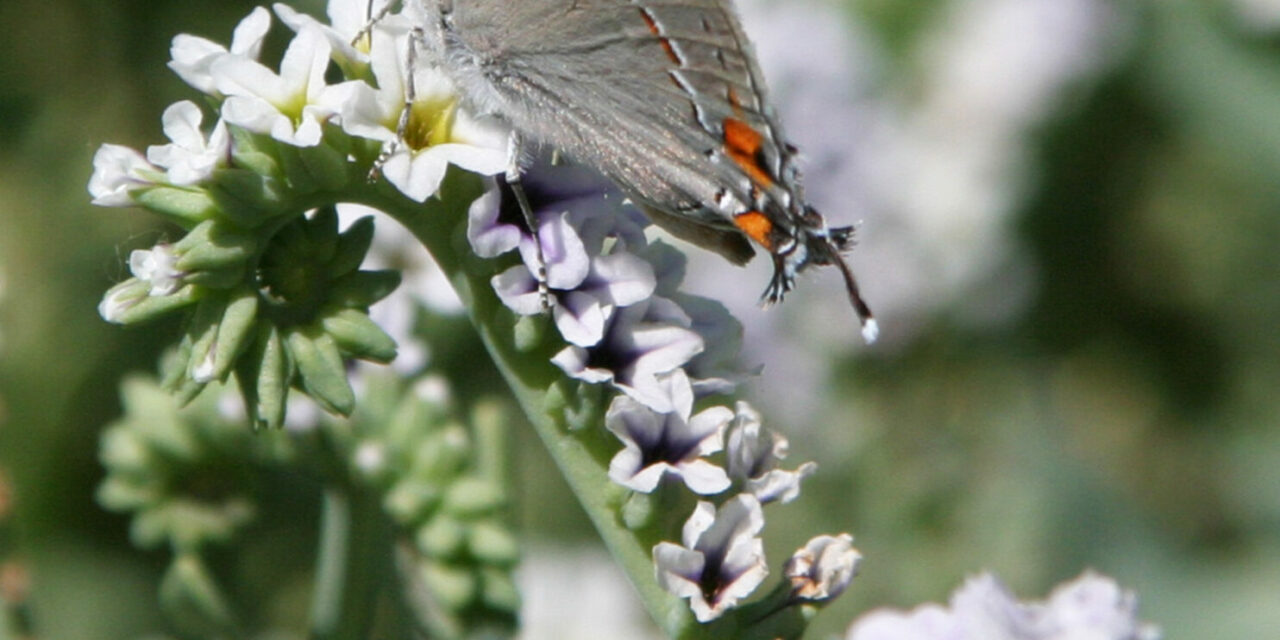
[
  {"left": 723, "top": 117, "right": 774, "bottom": 187},
  {"left": 733, "top": 210, "right": 774, "bottom": 249},
  {"left": 638, "top": 9, "right": 681, "bottom": 65}
]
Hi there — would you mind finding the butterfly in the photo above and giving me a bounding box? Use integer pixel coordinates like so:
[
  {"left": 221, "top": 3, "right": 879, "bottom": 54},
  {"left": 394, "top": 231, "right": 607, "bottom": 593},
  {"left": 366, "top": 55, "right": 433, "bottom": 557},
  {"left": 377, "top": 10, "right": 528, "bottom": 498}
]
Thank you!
[{"left": 402, "top": 0, "right": 877, "bottom": 341}]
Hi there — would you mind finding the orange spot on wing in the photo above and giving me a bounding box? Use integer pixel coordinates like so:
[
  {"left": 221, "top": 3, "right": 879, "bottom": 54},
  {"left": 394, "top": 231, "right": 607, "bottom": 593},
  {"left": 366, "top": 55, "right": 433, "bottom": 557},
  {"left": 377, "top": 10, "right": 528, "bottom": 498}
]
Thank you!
[
  {"left": 733, "top": 210, "right": 774, "bottom": 249},
  {"left": 723, "top": 117, "right": 774, "bottom": 187}
]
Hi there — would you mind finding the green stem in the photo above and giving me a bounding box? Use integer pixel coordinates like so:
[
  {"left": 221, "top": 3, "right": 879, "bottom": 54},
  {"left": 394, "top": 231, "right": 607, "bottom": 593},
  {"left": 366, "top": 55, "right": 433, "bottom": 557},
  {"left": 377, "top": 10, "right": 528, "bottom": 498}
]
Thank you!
[
  {"left": 310, "top": 485, "right": 389, "bottom": 640},
  {"left": 355, "top": 171, "right": 708, "bottom": 639}
]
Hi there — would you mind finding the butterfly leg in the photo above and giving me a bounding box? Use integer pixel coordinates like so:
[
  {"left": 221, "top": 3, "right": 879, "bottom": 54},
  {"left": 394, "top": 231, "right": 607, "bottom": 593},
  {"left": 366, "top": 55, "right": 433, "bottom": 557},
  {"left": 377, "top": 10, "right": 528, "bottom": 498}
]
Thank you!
[
  {"left": 350, "top": 0, "right": 399, "bottom": 50},
  {"left": 504, "top": 131, "right": 553, "bottom": 310},
  {"left": 364, "top": 21, "right": 423, "bottom": 182}
]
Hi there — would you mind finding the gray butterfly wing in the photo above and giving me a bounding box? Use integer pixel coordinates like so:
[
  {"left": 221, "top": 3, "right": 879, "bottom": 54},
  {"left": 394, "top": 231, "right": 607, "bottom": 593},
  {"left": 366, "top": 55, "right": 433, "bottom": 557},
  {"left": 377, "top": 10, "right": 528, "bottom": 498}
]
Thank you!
[{"left": 435, "top": 0, "right": 793, "bottom": 264}]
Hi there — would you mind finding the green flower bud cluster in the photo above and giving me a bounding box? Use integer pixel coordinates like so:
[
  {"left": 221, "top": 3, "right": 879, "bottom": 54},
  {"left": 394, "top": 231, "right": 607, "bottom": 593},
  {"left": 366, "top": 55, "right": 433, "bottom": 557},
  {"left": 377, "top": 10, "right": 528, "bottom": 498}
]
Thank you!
[
  {"left": 103, "top": 189, "right": 401, "bottom": 429},
  {"left": 347, "top": 373, "right": 520, "bottom": 637},
  {"left": 96, "top": 375, "right": 270, "bottom": 554},
  {"left": 96, "top": 374, "right": 287, "bottom": 636}
]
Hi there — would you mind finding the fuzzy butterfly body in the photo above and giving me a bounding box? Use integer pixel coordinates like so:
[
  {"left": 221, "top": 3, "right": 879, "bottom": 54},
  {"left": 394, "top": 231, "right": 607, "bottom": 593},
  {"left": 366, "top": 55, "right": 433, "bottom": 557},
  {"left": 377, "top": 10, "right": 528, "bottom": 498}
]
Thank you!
[{"left": 410, "top": 0, "right": 877, "bottom": 341}]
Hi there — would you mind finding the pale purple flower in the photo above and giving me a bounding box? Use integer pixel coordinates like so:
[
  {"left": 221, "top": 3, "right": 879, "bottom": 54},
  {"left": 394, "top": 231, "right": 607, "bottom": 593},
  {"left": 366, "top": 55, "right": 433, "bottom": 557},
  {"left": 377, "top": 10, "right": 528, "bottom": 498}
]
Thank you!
[
  {"left": 476, "top": 160, "right": 670, "bottom": 346},
  {"left": 845, "top": 572, "right": 1161, "bottom": 640},
  {"left": 631, "top": 240, "right": 752, "bottom": 395},
  {"left": 212, "top": 25, "right": 338, "bottom": 147},
  {"left": 146, "top": 101, "right": 230, "bottom": 186},
  {"left": 329, "top": 25, "right": 506, "bottom": 200},
  {"left": 725, "top": 401, "right": 816, "bottom": 504},
  {"left": 168, "top": 6, "right": 272, "bottom": 96},
  {"left": 493, "top": 218, "right": 655, "bottom": 347},
  {"left": 653, "top": 494, "right": 768, "bottom": 622},
  {"left": 637, "top": 239, "right": 688, "bottom": 298},
  {"left": 88, "top": 144, "right": 162, "bottom": 207},
  {"left": 551, "top": 296, "right": 703, "bottom": 413},
  {"left": 605, "top": 369, "right": 732, "bottom": 494},
  {"left": 495, "top": 210, "right": 591, "bottom": 302},
  {"left": 785, "top": 533, "right": 860, "bottom": 602},
  {"left": 676, "top": 294, "right": 752, "bottom": 396},
  {"left": 466, "top": 160, "right": 634, "bottom": 259},
  {"left": 466, "top": 185, "right": 522, "bottom": 258}
]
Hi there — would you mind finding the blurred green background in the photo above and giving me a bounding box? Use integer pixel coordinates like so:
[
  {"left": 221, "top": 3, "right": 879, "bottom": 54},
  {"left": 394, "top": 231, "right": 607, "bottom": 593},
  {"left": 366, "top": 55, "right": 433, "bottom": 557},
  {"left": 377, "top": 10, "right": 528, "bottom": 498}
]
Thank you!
[{"left": 2, "top": 0, "right": 1279, "bottom": 638}]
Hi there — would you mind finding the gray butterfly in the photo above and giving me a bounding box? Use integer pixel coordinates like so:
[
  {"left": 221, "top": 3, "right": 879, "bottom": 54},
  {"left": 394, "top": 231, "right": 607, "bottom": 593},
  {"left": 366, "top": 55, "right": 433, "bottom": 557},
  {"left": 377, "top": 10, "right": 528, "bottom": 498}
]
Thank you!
[{"left": 405, "top": 0, "right": 877, "bottom": 341}]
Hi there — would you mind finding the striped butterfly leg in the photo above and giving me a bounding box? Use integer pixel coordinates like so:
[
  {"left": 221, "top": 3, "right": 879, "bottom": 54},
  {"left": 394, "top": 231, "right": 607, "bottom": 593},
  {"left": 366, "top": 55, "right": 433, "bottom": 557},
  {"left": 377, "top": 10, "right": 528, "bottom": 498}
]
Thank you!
[{"left": 504, "top": 131, "right": 553, "bottom": 311}]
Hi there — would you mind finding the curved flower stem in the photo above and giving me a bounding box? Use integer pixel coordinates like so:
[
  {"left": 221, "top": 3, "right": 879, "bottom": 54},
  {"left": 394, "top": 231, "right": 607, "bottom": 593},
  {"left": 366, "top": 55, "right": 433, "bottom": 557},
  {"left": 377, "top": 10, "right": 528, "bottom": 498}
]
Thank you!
[
  {"left": 310, "top": 484, "right": 391, "bottom": 640},
  {"left": 354, "top": 170, "right": 711, "bottom": 639}
]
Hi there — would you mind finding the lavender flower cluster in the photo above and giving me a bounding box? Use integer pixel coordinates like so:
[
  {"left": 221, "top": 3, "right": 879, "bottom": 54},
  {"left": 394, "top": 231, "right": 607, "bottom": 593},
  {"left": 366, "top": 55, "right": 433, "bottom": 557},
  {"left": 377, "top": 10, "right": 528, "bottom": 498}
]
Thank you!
[{"left": 463, "top": 155, "right": 851, "bottom": 621}]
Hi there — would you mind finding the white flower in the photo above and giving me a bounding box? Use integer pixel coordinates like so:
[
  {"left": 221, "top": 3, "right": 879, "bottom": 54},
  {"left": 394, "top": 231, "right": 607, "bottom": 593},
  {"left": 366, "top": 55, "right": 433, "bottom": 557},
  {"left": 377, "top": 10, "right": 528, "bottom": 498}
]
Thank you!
[
  {"left": 725, "top": 401, "right": 816, "bottom": 504},
  {"left": 785, "top": 533, "right": 860, "bottom": 602},
  {"left": 129, "top": 244, "right": 184, "bottom": 296},
  {"left": 845, "top": 571, "right": 1161, "bottom": 640},
  {"left": 331, "top": 25, "right": 506, "bottom": 201},
  {"left": 653, "top": 494, "right": 769, "bottom": 622},
  {"left": 273, "top": 0, "right": 395, "bottom": 73},
  {"left": 146, "top": 101, "right": 230, "bottom": 186},
  {"left": 604, "top": 369, "right": 732, "bottom": 495},
  {"left": 213, "top": 25, "right": 338, "bottom": 147},
  {"left": 88, "top": 144, "right": 162, "bottom": 207},
  {"left": 169, "top": 6, "right": 272, "bottom": 96}
]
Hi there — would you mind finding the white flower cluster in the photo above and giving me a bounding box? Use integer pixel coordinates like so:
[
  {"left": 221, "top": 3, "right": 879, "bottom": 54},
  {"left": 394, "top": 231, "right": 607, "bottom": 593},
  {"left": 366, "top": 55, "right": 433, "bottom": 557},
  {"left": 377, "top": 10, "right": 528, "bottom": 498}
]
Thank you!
[{"left": 89, "top": 2, "right": 508, "bottom": 214}]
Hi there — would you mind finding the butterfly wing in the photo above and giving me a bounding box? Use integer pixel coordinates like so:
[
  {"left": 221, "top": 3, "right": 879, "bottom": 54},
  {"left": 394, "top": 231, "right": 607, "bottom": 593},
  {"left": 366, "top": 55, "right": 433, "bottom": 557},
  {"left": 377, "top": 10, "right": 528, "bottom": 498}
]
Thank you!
[{"left": 437, "top": 0, "right": 795, "bottom": 262}]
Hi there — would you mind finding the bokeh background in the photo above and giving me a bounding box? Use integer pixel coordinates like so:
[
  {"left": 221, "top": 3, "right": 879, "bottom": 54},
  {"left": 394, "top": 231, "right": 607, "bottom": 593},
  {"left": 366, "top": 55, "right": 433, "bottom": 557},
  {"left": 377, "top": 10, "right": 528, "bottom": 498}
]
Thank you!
[{"left": 2, "top": 0, "right": 1279, "bottom": 637}]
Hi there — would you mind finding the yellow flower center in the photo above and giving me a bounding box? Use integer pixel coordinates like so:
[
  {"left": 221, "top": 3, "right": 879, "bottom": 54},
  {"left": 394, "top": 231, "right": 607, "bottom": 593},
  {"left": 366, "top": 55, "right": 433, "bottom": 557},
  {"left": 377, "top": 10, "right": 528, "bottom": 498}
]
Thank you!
[{"left": 404, "top": 97, "right": 459, "bottom": 151}]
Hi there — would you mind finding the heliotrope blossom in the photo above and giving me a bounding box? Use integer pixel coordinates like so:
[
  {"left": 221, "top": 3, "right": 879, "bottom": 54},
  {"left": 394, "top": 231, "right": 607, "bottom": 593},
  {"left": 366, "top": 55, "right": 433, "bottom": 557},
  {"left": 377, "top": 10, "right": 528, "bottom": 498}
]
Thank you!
[
  {"left": 146, "top": 101, "right": 231, "bottom": 187},
  {"left": 725, "top": 401, "right": 817, "bottom": 504},
  {"left": 328, "top": 24, "right": 507, "bottom": 201},
  {"left": 604, "top": 369, "right": 732, "bottom": 495},
  {"left": 273, "top": 0, "right": 382, "bottom": 74},
  {"left": 653, "top": 494, "right": 769, "bottom": 622},
  {"left": 88, "top": 145, "right": 163, "bottom": 208},
  {"left": 168, "top": 6, "right": 271, "bottom": 97},
  {"left": 468, "top": 161, "right": 656, "bottom": 347},
  {"left": 551, "top": 296, "right": 705, "bottom": 413},
  {"left": 785, "top": 533, "right": 861, "bottom": 602},
  {"left": 128, "top": 244, "right": 184, "bottom": 298}
]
